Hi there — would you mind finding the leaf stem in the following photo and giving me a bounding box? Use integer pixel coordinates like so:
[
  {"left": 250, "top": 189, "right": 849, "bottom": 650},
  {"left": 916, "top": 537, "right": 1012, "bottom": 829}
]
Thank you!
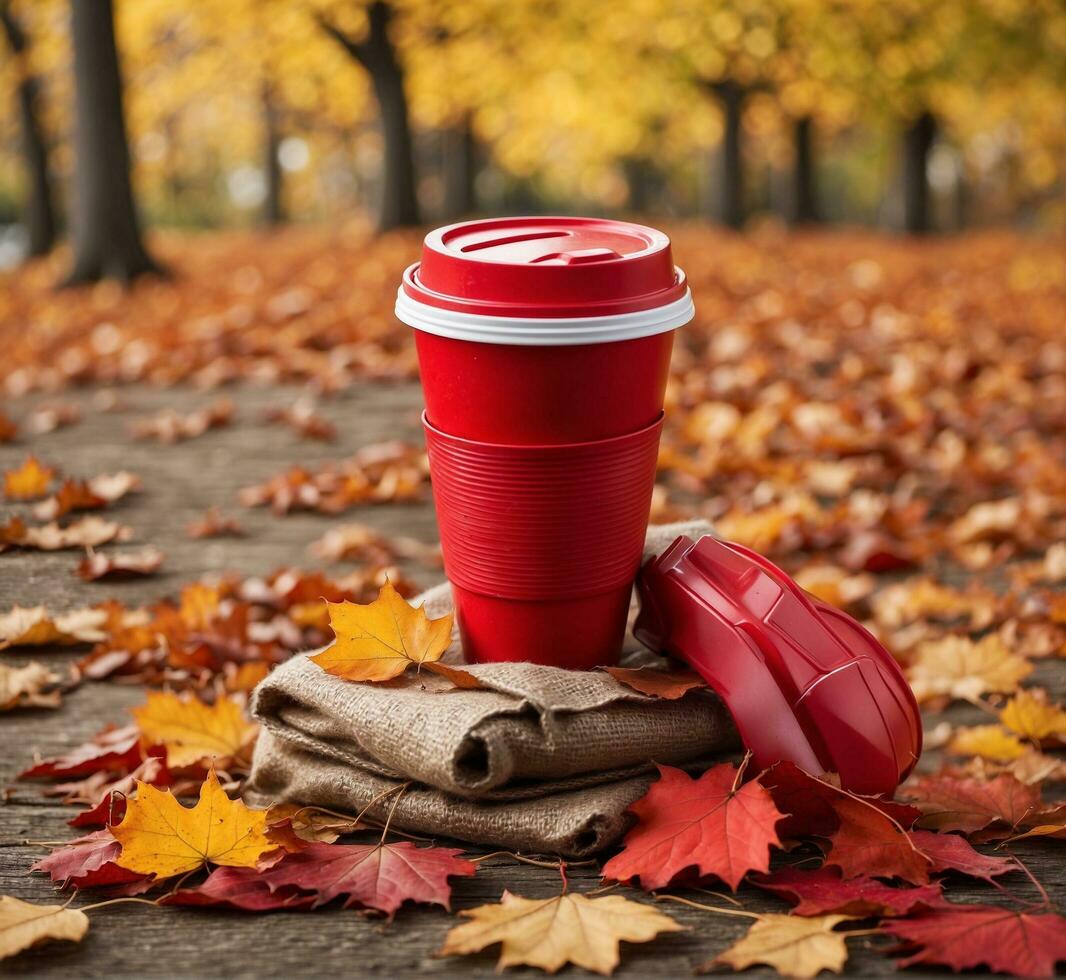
[{"left": 655, "top": 894, "right": 758, "bottom": 919}]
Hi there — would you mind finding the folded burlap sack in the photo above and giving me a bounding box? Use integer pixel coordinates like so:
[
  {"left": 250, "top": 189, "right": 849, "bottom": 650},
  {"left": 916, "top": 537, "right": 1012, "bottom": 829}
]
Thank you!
[{"left": 246, "top": 520, "right": 739, "bottom": 857}]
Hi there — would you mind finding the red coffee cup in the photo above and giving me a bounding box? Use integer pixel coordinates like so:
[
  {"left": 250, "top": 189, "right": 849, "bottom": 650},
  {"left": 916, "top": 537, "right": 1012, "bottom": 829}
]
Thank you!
[{"left": 396, "top": 217, "right": 694, "bottom": 667}]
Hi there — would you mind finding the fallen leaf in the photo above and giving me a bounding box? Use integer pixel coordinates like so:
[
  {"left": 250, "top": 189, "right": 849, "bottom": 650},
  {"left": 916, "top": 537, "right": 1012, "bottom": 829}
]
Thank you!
[
  {"left": 112, "top": 769, "right": 274, "bottom": 878},
  {"left": 948, "top": 724, "right": 1026, "bottom": 761},
  {"left": 713, "top": 913, "right": 853, "bottom": 979},
  {"left": 264, "top": 804, "right": 360, "bottom": 844},
  {"left": 129, "top": 398, "right": 233, "bottom": 442},
  {"left": 602, "top": 763, "right": 784, "bottom": 891},
  {"left": 310, "top": 580, "right": 453, "bottom": 683},
  {"left": 21, "top": 724, "right": 144, "bottom": 779},
  {"left": 131, "top": 691, "right": 258, "bottom": 768},
  {"left": 881, "top": 905, "right": 1066, "bottom": 975},
  {"left": 0, "top": 605, "right": 107, "bottom": 650},
  {"left": 755, "top": 867, "right": 944, "bottom": 917},
  {"left": 27, "top": 402, "right": 81, "bottom": 434},
  {"left": 204, "top": 841, "right": 477, "bottom": 917},
  {"left": 605, "top": 666, "right": 707, "bottom": 699},
  {"left": 907, "top": 634, "right": 1032, "bottom": 703},
  {"left": 823, "top": 795, "right": 930, "bottom": 884},
  {"left": 0, "top": 895, "right": 89, "bottom": 960},
  {"left": 32, "top": 830, "right": 148, "bottom": 890},
  {"left": 999, "top": 688, "right": 1066, "bottom": 743},
  {"left": 186, "top": 507, "right": 245, "bottom": 539},
  {"left": 907, "top": 830, "right": 1018, "bottom": 883},
  {"left": 0, "top": 515, "right": 133, "bottom": 551},
  {"left": 76, "top": 547, "right": 165, "bottom": 581},
  {"left": 33, "top": 471, "right": 140, "bottom": 522},
  {"left": 0, "top": 661, "right": 61, "bottom": 711},
  {"left": 902, "top": 773, "right": 1043, "bottom": 834},
  {"left": 262, "top": 399, "right": 336, "bottom": 441},
  {"left": 163, "top": 866, "right": 314, "bottom": 911},
  {"left": 0, "top": 412, "right": 16, "bottom": 442},
  {"left": 68, "top": 791, "right": 128, "bottom": 829},
  {"left": 3, "top": 455, "right": 54, "bottom": 500},
  {"left": 440, "top": 890, "right": 681, "bottom": 975}
]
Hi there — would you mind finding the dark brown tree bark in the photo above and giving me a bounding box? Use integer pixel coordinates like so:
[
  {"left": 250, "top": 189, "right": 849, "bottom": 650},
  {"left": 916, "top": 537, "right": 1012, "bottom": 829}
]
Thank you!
[
  {"left": 63, "top": 0, "right": 161, "bottom": 285},
  {"left": 902, "top": 110, "right": 937, "bottom": 235},
  {"left": 261, "top": 81, "right": 284, "bottom": 226},
  {"left": 0, "top": 2, "right": 57, "bottom": 257},
  {"left": 440, "top": 119, "right": 477, "bottom": 220},
  {"left": 318, "top": 1, "right": 420, "bottom": 231},
  {"left": 623, "top": 157, "right": 655, "bottom": 214},
  {"left": 712, "top": 80, "right": 745, "bottom": 229},
  {"left": 789, "top": 115, "right": 819, "bottom": 225}
]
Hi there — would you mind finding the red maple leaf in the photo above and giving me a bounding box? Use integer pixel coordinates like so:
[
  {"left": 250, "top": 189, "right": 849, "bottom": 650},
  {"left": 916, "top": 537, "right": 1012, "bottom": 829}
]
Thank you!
[
  {"left": 602, "top": 763, "right": 784, "bottom": 891},
  {"left": 902, "top": 774, "right": 1042, "bottom": 835},
  {"left": 882, "top": 905, "right": 1066, "bottom": 975},
  {"left": 20, "top": 725, "right": 144, "bottom": 779},
  {"left": 823, "top": 795, "right": 930, "bottom": 884},
  {"left": 164, "top": 867, "right": 315, "bottom": 912},
  {"left": 251, "top": 841, "right": 476, "bottom": 917},
  {"left": 68, "top": 791, "right": 128, "bottom": 828},
  {"left": 31, "top": 829, "right": 148, "bottom": 890},
  {"left": 759, "top": 761, "right": 919, "bottom": 840},
  {"left": 754, "top": 867, "right": 944, "bottom": 917},
  {"left": 908, "top": 830, "right": 1019, "bottom": 883}
]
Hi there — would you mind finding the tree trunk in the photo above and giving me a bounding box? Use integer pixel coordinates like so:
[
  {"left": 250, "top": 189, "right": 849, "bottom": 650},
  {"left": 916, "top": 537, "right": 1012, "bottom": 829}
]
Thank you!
[
  {"left": 713, "top": 81, "right": 745, "bottom": 229},
  {"left": 623, "top": 157, "right": 654, "bottom": 214},
  {"left": 789, "top": 115, "right": 819, "bottom": 225},
  {"left": 440, "top": 119, "right": 476, "bottom": 220},
  {"left": 902, "top": 110, "right": 937, "bottom": 235},
  {"left": 0, "top": 2, "right": 57, "bottom": 257},
  {"left": 63, "top": 0, "right": 161, "bottom": 286},
  {"left": 261, "top": 82, "right": 284, "bottom": 226},
  {"left": 318, "top": 1, "right": 419, "bottom": 231}
]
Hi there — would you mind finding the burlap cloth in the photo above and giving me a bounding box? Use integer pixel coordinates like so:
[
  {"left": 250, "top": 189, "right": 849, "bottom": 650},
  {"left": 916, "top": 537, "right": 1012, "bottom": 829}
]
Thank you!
[{"left": 246, "top": 520, "right": 739, "bottom": 857}]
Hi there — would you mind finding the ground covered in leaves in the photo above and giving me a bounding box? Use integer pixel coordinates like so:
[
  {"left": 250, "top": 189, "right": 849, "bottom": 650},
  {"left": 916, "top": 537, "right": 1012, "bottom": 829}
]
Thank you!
[{"left": 0, "top": 224, "right": 1063, "bottom": 976}]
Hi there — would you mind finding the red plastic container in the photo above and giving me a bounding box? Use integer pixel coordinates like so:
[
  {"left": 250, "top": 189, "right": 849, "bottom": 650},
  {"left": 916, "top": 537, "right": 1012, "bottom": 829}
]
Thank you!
[
  {"left": 424, "top": 414, "right": 663, "bottom": 667},
  {"left": 635, "top": 534, "right": 923, "bottom": 796},
  {"left": 397, "top": 217, "right": 694, "bottom": 666}
]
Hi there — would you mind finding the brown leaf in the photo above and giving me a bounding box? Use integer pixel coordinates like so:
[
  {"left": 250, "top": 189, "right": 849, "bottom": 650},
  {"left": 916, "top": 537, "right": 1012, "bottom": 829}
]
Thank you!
[
  {"left": 76, "top": 547, "right": 164, "bottom": 581},
  {"left": 605, "top": 665, "right": 707, "bottom": 699},
  {"left": 0, "top": 661, "right": 61, "bottom": 711}
]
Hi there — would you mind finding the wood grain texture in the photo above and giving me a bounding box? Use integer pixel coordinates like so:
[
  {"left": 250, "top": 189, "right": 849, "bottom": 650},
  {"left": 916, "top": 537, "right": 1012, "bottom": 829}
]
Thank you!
[{"left": 0, "top": 382, "right": 1062, "bottom": 978}]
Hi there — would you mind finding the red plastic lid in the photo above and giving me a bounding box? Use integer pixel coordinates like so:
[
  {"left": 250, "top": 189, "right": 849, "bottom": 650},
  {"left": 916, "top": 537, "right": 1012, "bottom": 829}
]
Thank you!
[
  {"left": 635, "top": 534, "right": 922, "bottom": 797},
  {"left": 401, "top": 216, "right": 689, "bottom": 319}
]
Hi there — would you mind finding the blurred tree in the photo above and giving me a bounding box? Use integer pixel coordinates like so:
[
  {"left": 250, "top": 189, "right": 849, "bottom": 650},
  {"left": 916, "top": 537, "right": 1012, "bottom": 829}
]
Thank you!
[
  {"left": 64, "top": 0, "right": 160, "bottom": 284},
  {"left": 317, "top": 1, "right": 419, "bottom": 230},
  {"left": 0, "top": 0, "right": 57, "bottom": 256}
]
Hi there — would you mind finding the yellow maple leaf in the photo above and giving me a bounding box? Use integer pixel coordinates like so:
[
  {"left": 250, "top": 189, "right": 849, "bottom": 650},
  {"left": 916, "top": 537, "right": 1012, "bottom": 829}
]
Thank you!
[
  {"left": 3, "top": 456, "right": 54, "bottom": 501},
  {"left": 113, "top": 769, "right": 274, "bottom": 878},
  {"left": 310, "top": 580, "right": 453, "bottom": 683},
  {"left": 907, "top": 634, "right": 1032, "bottom": 703},
  {"left": 948, "top": 724, "right": 1026, "bottom": 761},
  {"left": 440, "top": 890, "right": 681, "bottom": 975},
  {"left": 131, "top": 691, "right": 258, "bottom": 768},
  {"left": 714, "top": 913, "right": 853, "bottom": 979},
  {"left": 0, "top": 896, "right": 89, "bottom": 960},
  {"left": 999, "top": 688, "right": 1066, "bottom": 742}
]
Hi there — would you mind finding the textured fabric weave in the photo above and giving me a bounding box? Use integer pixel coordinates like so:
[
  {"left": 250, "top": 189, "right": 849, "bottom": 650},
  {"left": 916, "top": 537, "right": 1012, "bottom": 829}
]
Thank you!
[{"left": 246, "top": 520, "right": 738, "bottom": 856}]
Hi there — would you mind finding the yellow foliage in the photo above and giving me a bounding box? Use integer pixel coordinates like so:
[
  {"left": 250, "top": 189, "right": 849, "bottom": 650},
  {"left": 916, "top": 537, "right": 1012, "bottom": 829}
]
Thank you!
[{"left": 113, "top": 770, "right": 274, "bottom": 878}]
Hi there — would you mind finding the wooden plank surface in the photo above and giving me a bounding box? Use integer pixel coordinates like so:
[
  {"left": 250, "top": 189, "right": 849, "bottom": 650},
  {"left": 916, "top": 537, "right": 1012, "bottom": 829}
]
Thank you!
[{"left": 0, "top": 382, "right": 1062, "bottom": 978}]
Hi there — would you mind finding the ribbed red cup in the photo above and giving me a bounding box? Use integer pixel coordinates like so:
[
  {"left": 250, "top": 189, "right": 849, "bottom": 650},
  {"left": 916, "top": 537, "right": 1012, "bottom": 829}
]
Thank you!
[
  {"left": 414, "top": 330, "right": 673, "bottom": 443},
  {"left": 397, "top": 218, "right": 694, "bottom": 668},
  {"left": 424, "top": 413, "right": 663, "bottom": 667}
]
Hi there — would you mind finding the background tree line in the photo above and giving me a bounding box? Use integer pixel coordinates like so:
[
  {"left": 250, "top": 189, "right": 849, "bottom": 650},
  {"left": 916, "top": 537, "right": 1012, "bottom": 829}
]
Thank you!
[{"left": 0, "top": 0, "right": 1062, "bottom": 284}]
